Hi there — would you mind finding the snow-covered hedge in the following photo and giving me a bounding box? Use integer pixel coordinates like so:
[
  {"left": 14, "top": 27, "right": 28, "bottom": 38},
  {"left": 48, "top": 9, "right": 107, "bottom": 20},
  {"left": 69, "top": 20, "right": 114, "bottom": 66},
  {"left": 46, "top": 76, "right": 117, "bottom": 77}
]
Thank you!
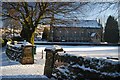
[
  {"left": 52, "top": 54, "right": 120, "bottom": 79},
  {"left": 0, "top": 38, "right": 8, "bottom": 47}
]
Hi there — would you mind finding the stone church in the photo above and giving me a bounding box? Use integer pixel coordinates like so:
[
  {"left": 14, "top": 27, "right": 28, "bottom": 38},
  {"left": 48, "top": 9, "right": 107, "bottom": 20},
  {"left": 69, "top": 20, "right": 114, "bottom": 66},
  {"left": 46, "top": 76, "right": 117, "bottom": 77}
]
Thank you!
[{"left": 49, "top": 20, "right": 103, "bottom": 43}]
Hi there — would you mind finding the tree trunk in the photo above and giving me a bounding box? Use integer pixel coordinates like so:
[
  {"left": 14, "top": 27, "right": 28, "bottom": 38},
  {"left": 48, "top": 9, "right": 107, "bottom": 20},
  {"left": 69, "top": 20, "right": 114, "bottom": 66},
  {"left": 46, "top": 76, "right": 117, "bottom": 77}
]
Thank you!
[
  {"left": 20, "top": 25, "right": 35, "bottom": 45},
  {"left": 31, "top": 31, "right": 35, "bottom": 45}
]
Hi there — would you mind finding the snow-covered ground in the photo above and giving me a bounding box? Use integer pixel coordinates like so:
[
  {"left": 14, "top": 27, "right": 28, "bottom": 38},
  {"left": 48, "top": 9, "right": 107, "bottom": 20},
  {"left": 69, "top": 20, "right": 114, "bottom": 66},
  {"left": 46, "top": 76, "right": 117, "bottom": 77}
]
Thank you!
[
  {"left": 1, "top": 46, "right": 46, "bottom": 78},
  {"left": 36, "top": 45, "right": 119, "bottom": 58},
  {"left": 63, "top": 46, "right": 119, "bottom": 58},
  {"left": 0, "top": 45, "right": 119, "bottom": 78}
]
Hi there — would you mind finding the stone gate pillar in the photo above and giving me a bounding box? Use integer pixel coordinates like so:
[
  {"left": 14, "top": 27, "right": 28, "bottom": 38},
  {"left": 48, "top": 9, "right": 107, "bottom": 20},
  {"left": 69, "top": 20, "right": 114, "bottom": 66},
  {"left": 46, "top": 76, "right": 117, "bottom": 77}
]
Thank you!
[{"left": 44, "top": 45, "right": 63, "bottom": 78}]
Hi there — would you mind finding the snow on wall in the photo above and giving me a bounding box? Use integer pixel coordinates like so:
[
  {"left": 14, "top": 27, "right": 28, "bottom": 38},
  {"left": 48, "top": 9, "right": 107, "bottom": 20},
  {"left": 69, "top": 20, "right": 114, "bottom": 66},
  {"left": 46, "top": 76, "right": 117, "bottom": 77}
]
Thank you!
[{"left": 52, "top": 53, "right": 120, "bottom": 79}]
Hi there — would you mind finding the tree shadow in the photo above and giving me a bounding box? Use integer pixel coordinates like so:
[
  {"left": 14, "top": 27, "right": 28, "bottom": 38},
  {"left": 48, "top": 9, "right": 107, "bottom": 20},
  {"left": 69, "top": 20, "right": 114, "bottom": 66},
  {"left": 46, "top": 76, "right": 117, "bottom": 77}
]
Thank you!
[{"left": 1, "top": 75, "right": 48, "bottom": 80}]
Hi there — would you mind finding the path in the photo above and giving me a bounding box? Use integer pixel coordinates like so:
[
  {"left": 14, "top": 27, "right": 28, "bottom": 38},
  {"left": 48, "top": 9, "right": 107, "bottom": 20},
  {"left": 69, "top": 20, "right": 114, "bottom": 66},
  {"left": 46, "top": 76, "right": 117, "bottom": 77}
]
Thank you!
[{"left": 1, "top": 46, "right": 47, "bottom": 78}]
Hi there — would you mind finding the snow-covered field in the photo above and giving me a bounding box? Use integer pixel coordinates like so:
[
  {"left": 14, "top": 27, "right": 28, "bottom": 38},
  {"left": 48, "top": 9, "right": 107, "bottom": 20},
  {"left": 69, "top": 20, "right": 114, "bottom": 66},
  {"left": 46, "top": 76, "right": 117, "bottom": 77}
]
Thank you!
[
  {"left": 36, "top": 45, "right": 119, "bottom": 58},
  {"left": 0, "top": 45, "right": 119, "bottom": 78}
]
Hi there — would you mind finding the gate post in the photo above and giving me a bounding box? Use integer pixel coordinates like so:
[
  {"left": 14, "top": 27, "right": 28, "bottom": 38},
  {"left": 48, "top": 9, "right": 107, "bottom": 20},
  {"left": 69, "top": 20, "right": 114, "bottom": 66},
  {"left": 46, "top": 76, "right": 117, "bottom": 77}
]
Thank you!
[
  {"left": 44, "top": 45, "right": 63, "bottom": 78},
  {"left": 20, "top": 46, "right": 35, "bottom": 64}
]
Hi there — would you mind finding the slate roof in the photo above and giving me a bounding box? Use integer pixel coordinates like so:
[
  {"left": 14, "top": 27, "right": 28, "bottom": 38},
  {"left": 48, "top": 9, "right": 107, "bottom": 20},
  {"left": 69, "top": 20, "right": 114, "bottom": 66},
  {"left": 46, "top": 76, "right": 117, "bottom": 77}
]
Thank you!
[{"left": 53, "top": 20, "right": 102, "bottom": 28}]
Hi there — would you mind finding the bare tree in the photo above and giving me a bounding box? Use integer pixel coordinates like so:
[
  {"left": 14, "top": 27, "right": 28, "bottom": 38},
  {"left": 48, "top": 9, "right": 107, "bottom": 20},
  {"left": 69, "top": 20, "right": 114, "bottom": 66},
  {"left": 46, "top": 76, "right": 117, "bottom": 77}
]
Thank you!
[
  {"left": 2, "top": 2, "right": 118, "bottom": 44},
  {"left": 3, "top": 18, "right": 21, "bottom": 38},
  {"left": 2, "top": 2, "right": 86, "bottom": 45}
]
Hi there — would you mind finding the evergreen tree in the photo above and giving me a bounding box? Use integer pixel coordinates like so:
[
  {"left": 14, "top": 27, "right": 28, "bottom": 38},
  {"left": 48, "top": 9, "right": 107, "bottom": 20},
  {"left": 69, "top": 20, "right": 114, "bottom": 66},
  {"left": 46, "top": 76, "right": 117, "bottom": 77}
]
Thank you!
[
  {"left": 42, "top": 27, "right": 49, "bottom": 41},
  {"left": 104, "top": 15, "right": 119, "bottom": 43}
]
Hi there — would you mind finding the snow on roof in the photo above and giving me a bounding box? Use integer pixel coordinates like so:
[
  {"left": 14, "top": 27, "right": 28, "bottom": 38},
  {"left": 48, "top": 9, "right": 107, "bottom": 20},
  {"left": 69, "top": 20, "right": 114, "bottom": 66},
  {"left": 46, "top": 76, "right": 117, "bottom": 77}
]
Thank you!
[
  {"left": 75, "top": 20, "right": 102, "bottom": 28},
  {"left": 53, "top": 20, "right": 102, "bottom": 28}
]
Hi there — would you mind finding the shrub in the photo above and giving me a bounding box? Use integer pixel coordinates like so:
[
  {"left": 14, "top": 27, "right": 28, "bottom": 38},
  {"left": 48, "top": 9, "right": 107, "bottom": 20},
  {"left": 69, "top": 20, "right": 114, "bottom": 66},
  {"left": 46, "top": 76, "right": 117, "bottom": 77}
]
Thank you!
[
  {"left": 0, "top": 38, "right": 5, "bottom": 47},
  {"left": 12, "top": 36, "right": 24, "bottom": 41}
]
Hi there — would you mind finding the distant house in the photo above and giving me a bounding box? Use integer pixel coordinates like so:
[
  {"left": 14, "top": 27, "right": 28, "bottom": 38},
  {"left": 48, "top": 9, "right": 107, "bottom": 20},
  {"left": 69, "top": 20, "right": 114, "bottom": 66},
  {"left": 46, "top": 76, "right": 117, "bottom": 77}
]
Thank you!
[{"left": 49, "top": 20, "right": 103, "bottom": 43}]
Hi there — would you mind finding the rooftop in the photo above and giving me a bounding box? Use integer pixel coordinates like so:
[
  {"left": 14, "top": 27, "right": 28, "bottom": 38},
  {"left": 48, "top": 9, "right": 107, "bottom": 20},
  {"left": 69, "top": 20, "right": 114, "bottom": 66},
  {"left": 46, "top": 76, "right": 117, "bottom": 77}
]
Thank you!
[{"left": 53, "top": 20, "right": 102, "bottom": 28}]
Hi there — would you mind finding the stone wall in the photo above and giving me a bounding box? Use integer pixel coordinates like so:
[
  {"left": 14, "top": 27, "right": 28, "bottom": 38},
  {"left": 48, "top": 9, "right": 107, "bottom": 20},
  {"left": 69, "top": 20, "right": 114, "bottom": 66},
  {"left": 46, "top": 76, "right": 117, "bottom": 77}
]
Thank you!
[{"left": 52, "top": 53, "right": 120, "bottom": 79}]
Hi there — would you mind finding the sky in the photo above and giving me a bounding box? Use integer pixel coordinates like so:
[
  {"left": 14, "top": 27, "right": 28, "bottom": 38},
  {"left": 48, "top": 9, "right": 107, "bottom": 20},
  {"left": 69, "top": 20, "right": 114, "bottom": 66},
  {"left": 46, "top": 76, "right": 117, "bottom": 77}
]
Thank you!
[
  {"left": 79, "top": 2, "right": 118, "bottom": 27},
  {"left": 0, "top": 1, "right": 119, "bottom": 28},
  {"left": 0, "top": 2, "right": 2, "bottom": 28},
  {"left": 1, "top": 0, "right": 119, "bottom": 2},
  {"left": 55, "top": 2, "right": 118, "bottom": 27},
  {"left": 0, "top": 17, "right": 2, "bottom": 28}
]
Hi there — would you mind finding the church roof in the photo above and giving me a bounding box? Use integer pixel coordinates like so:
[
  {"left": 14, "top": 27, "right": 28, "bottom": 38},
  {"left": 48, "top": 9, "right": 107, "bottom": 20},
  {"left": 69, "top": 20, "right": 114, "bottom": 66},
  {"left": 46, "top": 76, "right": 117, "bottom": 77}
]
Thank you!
[{"left": 53, "top": 20, "right": 102, "bottom": 28}]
